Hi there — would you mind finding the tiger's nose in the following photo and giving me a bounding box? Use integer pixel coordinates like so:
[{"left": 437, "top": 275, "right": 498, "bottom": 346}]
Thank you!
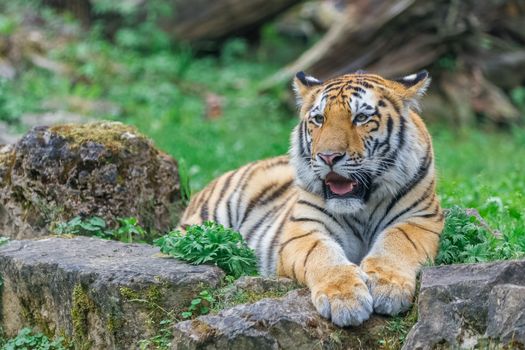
[{"left": 317, "top": 152, "right": 345, "bottom": 166}]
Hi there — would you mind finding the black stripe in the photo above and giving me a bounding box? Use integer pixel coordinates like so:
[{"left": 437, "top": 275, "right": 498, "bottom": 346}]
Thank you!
[
  {"left": 234, "top": 162, "right": 271, "bottom": 218},
  {"left": 405, "top": 221, "right": 441, "bottom": 235},
  {"left": 397, "top": 228, "right": 418, "bottom": 251},
  {"left": 378, "top": 114, "right": 406, "bottom": 173},
  {"left": 242, "top": 180, "right": 293, "bottom": 223},
  {"left": 369, "top": 146, "right": 432, "bottom": 237},
  {"left": 213, "top": 171, "right": 235, "bottom": 223},
  {"left": 298, "top": 122, "right": 306, "bottom": 157},
  {"left": 296, "top": 200, "right": 345, "bottom": 231},
  {"left": 398, "top": 114, "right": 406, "bottom": 149},
  {"left": 413, "top": 206, "right": 440, "bottom": 219},
  {"left": 226, "top": 200, "right": 233, "bottom": 228},
  {"left": 355, "top": 81, "right": 374, "bottom": 89},
  {"left": 244, "top": 196, "right": 292, "bottom": 243},
  {"left": 381, "top": 94, "right": 401, "bottom": 115},
  {"left": 349, "top": 86, "right": 366, "bottom": 93},
  {"left": 233, "top": 158, "right": 289, "bottom": 223},
  {"left": 370, "top": 139, "right": 379, "bottom": 156},
  {"left": 241, "top": 182, "right": 277, "bottom": 223},
  {"left": 382, "top": 181, "right": 435, "bottom": 230},
  {"left": 264, "top": 203, "right": 296, "bottom": 271},
  {"left": 279, "top": 230, "right": 319, "bottom": 254},
  {"left": 225, "top": 162, "right": 258, "bottom": 225},
  {"left": 199, "top": 180, "right": 220, "bottom": 221},
  {"left": 200, "top": 200, "right": 209, "bottom": 221},
  {"left": 343, "top": 216, "right": 365, "bottom": 243},
  {"left": 379, "top": 115, "right": 394, "bottom": 156},
  {"left": 302, "top": 241, "right": 320, "bottom": 280},
  {"left": 290, "top": 216, "right": 344, "bottom": 247},
  {"left": 368, "top": 120, "right": 380, "bottom": 132},
  {"left": 322, "top": 81, "right": 346, "bottom": 94}
]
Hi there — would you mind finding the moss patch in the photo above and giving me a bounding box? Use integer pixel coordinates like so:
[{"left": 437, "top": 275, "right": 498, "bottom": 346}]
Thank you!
[
  {"left": 119, "top": 284, "right": 165, "bottom": 332},
  {"left": 0, "top": 146, "right": 15, "bottom": 186},
  {"left": 71, "top": 284, "right": 96, "bottom": 349},
  {"left": 49, "top": 121, "right": 150, "bottom": 153},
  {"left": 211, "top": 279, "right": 300, "bottom": 313}
]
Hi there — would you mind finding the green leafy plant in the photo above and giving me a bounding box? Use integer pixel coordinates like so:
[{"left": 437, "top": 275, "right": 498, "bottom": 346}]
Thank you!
[
  {"left": 54, "top": 216, "right": 146, "bottom": 243},
  {"left": 154, "top": 222, "right": 258, "bottom": 278},
  {"left": 54, "top": 216, "right": 107, "bottom": 237},
  {"left": 436, "top": 206, "right": 525, "bottom": 265},
  {"left": 137, "top": 318, "right": 173, "bottom": 350},
  {"left": 113, "top": 217, "right": 145, "bottom": 243},
  {"left": 0, "top": 236, "right": 8, "bottom": 246},
  {"left": 1, "top": 327, "right": 68, "bottom": 350},
  {"left": 180, "top": 290, "right": 215, "bottom": 319}
]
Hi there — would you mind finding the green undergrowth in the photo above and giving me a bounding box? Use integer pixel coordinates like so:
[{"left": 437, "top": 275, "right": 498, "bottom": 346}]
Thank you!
[
  {"left": 154, "top": 221, "right": 258, "bottom": 279},
  {"left": 0, "top": 327, "right": 69, "bottom": 350},
  {"left": 436, "top": 206, "right": 525, "bottom": 265},
  {"left": 53, "top": 216, "right": 148, "bottom": 243}
]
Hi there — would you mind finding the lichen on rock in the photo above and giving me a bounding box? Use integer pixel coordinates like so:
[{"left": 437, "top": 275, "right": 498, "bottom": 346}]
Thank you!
[{"left": 0, "top": 121, "right": 182, "bottom": 239}]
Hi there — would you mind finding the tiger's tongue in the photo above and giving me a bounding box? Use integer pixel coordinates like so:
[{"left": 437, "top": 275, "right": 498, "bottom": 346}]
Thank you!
[{"left": 326, "top": 180, "right": 355, "bottom": 195}]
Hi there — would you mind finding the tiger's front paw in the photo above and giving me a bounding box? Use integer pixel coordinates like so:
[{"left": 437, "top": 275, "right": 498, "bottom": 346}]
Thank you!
[
  {"left": 361, "top": 259, "right": 415, "bottom": 316},
  {"left": 310, "top": 265, "right": 373, "bottom": 327}
]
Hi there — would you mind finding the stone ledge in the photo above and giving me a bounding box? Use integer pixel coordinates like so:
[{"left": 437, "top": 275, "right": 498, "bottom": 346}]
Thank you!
[
  {"left": 403, "top": 259, "right": 525, "bottom": 349},
  {"left": 172, "top": 288, "right": 389, "bottom": 350},
  {"left": 0, "top": 236, "right": 224, "bottom": 349}
]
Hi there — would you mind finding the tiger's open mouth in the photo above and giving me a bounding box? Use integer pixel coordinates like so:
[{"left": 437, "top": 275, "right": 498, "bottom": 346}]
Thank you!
[{"left": 323, "top": 172, "right": 367, "bottom": 200}]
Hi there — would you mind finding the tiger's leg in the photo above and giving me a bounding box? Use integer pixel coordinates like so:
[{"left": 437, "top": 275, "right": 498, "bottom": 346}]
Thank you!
[
  {"left": 360, "top": 217, "right": 443, "bottom": 315},
  {"left": 278, "top": 222, "right": 373, "bottom": 327}
]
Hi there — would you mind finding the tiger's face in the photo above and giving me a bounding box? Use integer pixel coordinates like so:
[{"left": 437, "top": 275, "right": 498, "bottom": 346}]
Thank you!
[{"left": 290, "top": 71, "right": 431, "bottom": 214}]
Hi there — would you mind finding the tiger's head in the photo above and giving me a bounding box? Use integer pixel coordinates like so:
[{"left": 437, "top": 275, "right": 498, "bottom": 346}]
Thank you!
[{"left": 290, "top": 70, "right": 431, "bottom": 215}]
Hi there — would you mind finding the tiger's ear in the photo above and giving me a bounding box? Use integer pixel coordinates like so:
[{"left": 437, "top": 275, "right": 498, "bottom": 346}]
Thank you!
[
  {"left": 293, "top": 71, "right": 323, "bottom": 106},
  {"left": 394, "top": 70, "right": 431, "bottom": 110}
]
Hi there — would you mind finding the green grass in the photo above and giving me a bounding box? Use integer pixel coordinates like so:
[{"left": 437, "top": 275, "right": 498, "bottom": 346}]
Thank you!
[{"left": 432, "top": 127, "right": 525, "bottom": 249}]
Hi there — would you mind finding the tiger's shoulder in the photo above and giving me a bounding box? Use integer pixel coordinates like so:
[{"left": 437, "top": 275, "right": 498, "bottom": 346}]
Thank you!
[{"left": 180, "top": 155, "right": 298, "bottom": 228}]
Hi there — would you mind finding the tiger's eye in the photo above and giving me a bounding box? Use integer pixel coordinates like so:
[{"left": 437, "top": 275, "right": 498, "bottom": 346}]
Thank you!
[
  {"left": 313, "top": 114, "right": 324, "bottom": 124},
  {"left": 354, "top": 113, "right": 368, "bottom": 123}
]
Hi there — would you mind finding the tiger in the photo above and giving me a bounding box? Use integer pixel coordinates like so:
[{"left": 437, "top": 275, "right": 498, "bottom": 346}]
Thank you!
[{"left": 179, "top": 70, "right": 444, "bottom": 327}]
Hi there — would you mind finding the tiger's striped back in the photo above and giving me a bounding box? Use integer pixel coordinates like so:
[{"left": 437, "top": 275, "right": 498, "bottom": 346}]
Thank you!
[{"left": 180, "top": 156, "right": 298, "bottom": 274}]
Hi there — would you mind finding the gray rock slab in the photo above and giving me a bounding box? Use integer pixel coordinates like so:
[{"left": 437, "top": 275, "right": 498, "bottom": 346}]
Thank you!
[
  {"left": 0, "top": 236, "right": 224, "bottom": 349},
  {"left": 403, "top": 259, "right": 525, "bottom": 349},
  {"left": 485, "top": 284, "right": 525, "bottom": 345},
  {"left": 172, "top": 288, "right": 389, "bottom": 350}
]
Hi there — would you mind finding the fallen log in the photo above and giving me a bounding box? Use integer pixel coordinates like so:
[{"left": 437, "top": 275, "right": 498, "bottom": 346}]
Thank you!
[{"left": 262, "top": 0, "right": 525, "bottom": 125}]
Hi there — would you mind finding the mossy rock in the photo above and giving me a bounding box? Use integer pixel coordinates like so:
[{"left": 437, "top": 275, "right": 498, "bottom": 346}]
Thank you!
[
  {"left": 0, "top": 236, "right": 224, "bottom": 349},
  {"left": 0, "top": 121, "right": 182, "bottom": 239}
]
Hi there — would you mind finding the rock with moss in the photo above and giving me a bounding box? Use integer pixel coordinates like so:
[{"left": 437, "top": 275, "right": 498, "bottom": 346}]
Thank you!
[
  {"left": 403, "top": 259, "right": 525, "bottom": 349},
  {"left": 0, "top": 122, "right": 182, "bottom": 239},
  {"left": 0, "top": 236, "right": 224, "bottom": 349},
  {"left": 172, "top": 287, "right": 392, "bottom": 350}
]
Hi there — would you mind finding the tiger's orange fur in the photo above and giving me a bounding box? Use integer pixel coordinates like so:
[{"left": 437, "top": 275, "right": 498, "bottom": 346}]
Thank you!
[{"left": 179, "top": 70, "right": 444, "bottom": 326}]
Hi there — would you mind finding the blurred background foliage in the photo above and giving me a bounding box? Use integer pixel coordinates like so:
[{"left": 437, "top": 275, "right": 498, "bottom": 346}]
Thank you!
[{"left": 0, "top": 0, "right": 523, "bottom": 241}]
